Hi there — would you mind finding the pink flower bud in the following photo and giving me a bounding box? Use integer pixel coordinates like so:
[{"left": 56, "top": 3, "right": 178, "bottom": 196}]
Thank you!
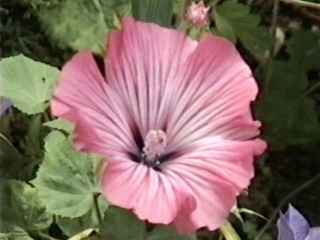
[{"left": 185, "top": 1, "right": 210, "bottom": 28}]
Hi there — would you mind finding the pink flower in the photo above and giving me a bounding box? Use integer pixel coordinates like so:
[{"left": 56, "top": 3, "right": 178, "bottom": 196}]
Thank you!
[
  {"left": 52, "top": 17, "right": 266, "bottom": 234},
  {"left": 185, "top": 1, "right": 210, "bottom": 28}
]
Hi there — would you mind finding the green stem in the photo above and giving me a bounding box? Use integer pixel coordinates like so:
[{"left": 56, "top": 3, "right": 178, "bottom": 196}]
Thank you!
[
  {"left": 301, "top": 81, "right": 320, "bottom": 97},
  {"left": 93, "top": 193, "right": 103, "bottom": 225},
  {"left": 280, "top": 0, "right": 320, "bottom": 10},
  {"left": 218, "top": 233, "right": 224, "bottom": 240},
  {"left": 254, "top": 172, "right": 320, "bottom": 240},
  {"left": 43, "top": 110, "right": 50, "bottom": 122},
  {"left": 264, "top": 0, "right": 280, "bottom": 94}
]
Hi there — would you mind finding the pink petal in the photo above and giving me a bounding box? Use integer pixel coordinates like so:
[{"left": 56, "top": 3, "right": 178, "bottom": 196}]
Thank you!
[
  {"left": 164, "top": 138, "right": 266, "bottom": 230},
  {"left": 106, "top": 17, "right": 197, "bottom": 137},
  {"left": 172, "top": 193, "right": 197, "bottom": 234},
  {"left": 166, "top": 36, "right": 260, "bottom": 152},
  {"left": 102, "top": 159, "right": 195, "bottom": 225},
  {"left": 52, "top": 52, "right": 138, "bottom": 155}
]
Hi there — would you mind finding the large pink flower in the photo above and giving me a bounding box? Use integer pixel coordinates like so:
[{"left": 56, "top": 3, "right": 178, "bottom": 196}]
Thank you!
[{"left": 52, "top": 17, "right": 266, "bottom": 234}]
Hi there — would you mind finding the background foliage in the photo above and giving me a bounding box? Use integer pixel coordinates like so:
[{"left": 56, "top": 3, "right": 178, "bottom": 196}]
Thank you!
[{"left": 1, "top": 0, "right": 320, "bottom": 239}]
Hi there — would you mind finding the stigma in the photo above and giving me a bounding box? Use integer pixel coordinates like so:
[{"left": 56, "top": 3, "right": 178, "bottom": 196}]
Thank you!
[{"left": 142, "top": 129, "right": 167, "bottom": 164}]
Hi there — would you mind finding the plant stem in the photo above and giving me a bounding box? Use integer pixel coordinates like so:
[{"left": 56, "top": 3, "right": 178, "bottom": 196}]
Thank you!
[
  {"left": 302, "top": 81, "right": 320, "bottom": 97},
  {"left": 280, "top": 0, "right": 320, "bottom": 10},
  {"left": 254, "top": 172, "right": 320, "bottom": 240},
  {"left": 93, "top": 193, "right": 103, "bottom": 225},
  {"left": 43, "top": 110, "right": 50, "bottom": 122},
  {"left": 264, "top": 0, "right": 280, "bottom": 94}
]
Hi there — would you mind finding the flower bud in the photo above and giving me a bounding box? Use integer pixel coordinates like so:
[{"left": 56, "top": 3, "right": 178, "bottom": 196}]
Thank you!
[{"left": 185, "top": 1, "right": 210, "bottom": 28}]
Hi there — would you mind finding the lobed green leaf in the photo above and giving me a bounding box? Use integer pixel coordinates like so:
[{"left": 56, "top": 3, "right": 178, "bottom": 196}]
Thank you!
[
  {"left": 43, "top": 118, "right": 74, "bottom": 134},
  {"left": 35, "top": 0, "right": 129, "bottom": 54},
  {"left": 32, "top": 131, "right": 104, "bottom": 218},
  {"left": 214, "top": 0, "right": 271, "bottom": 61},
  {"left": 100, "top": 207, "right": 146, "bottom": 240},
  {"left": 0, "top": 55, "right": 59, "bottom": 115},
  {"left": 57, "top": 196, "right": 108, "bottom": 237},
  {"left": 257, "top": 31, "right": 320, "bottom": 149},
  {"left": 0, "top": 180, "right": 52, "bottom": 237}
]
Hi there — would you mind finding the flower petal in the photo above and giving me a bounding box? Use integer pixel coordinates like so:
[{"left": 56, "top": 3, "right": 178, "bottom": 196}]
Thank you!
[
  {"left": 166, "top": 36, "right": 260, "bottom": 153},
  {"left": 101, "top": 158, "right": 194, "bottom": 225},
  {"left": 163, "top": 137, "right": 266, "bottom": 230},
  {"left": 52, "top": 52, "right": 138, "bottom": 155},
  {"left": 106, "top": 17, "right": 197, "bottom": 137},
  {"left": 277, "top": 212, "right": 295, "bottom": 240},
  {"left": 284, "top": 205, "right": 310, "bottom": 240},
  {"left": 172, "top": 193, "right": 197, "bottom": 234},
  {"left": 306, "top": 227, "right": 320, "bottom": 240}
]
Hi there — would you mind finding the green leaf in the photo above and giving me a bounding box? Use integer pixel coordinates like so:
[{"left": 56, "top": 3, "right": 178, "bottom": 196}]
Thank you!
[
  {"left": 0, "top": 227, "right": 34, "bottom": 240},
  {"left": 257, "top": 61, "right": 320, "bottom": 149},
  {"left": 132, "top": 0, "right": 173, "bottom": 26},
  {"left": 257, "top": 31, "right": 320, "bottom": 149},
  {"left": 287, "top": 31, "right": 320, "bottom": 70},
  {"left": 57, "top": 196, "right": 108, "bottom": 237},
  {"left": 214, "top": 0, "right": 271, "bottom": 60},
  {"left": 35, "top": 0, "right": 128, "bottom": 54},
  {"left": 0, "top": 134, "right": 33, "bottom": 180},
  {"left": 214, "top": 10, "right": 236, "bottom": 42},
  {"left": 0, "top": 55, "right": 59, "bottom": 115},
  {"left": 44, "top": 118, "right": 74, "bottom": 134},
  {"left": 100, "top": 207, "right": 146, "bottom": 240},
  {"left": 32, "top": 131, "right": 104, "bottom": 218},
  {"left": 25, "top": 0, "right": 62, "bottom": 9},
  {"left": 173, "top": 0, "right": 187, "bottom": 15},
  {"left": 147, "top": 226, "right": 196, "bottom": 240},
  {"left": 0, "top": 179, "right": 52, "bottom": 235}
]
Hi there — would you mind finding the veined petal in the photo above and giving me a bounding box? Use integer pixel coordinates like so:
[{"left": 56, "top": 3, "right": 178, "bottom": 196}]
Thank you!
[
  {"left": 166, "top": 36, "right": 260, "bottom": 152},
  {"left": 163, "top": 137, "right": 266, "bottom": 230},
  {"left": 102, "top": 158, "right": 194, "bottom": 225},
  {"left": 106, "top": 17, "right": 197, "bottom": 137},
  {"left": 52, "top": 52, "right": 138, "bottom": 155}
]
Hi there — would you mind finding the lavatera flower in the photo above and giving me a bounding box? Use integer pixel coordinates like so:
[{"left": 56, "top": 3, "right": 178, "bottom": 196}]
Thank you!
[{"left": 52, "top": 17, "right": 266, "bottom": 234}]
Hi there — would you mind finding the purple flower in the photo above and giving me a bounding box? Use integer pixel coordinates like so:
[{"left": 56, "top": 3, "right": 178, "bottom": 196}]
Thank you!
[
  {"left": 0, "top": 98, "right": 11, "bottom": 116},
  {"left": 277, "top": 205, "right": 320, "bottom": 240}
]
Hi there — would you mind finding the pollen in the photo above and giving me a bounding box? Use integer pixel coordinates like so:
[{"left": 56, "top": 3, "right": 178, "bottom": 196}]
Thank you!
[{"left": 143, "top": 129, "right": 167, "bottom": 163}]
